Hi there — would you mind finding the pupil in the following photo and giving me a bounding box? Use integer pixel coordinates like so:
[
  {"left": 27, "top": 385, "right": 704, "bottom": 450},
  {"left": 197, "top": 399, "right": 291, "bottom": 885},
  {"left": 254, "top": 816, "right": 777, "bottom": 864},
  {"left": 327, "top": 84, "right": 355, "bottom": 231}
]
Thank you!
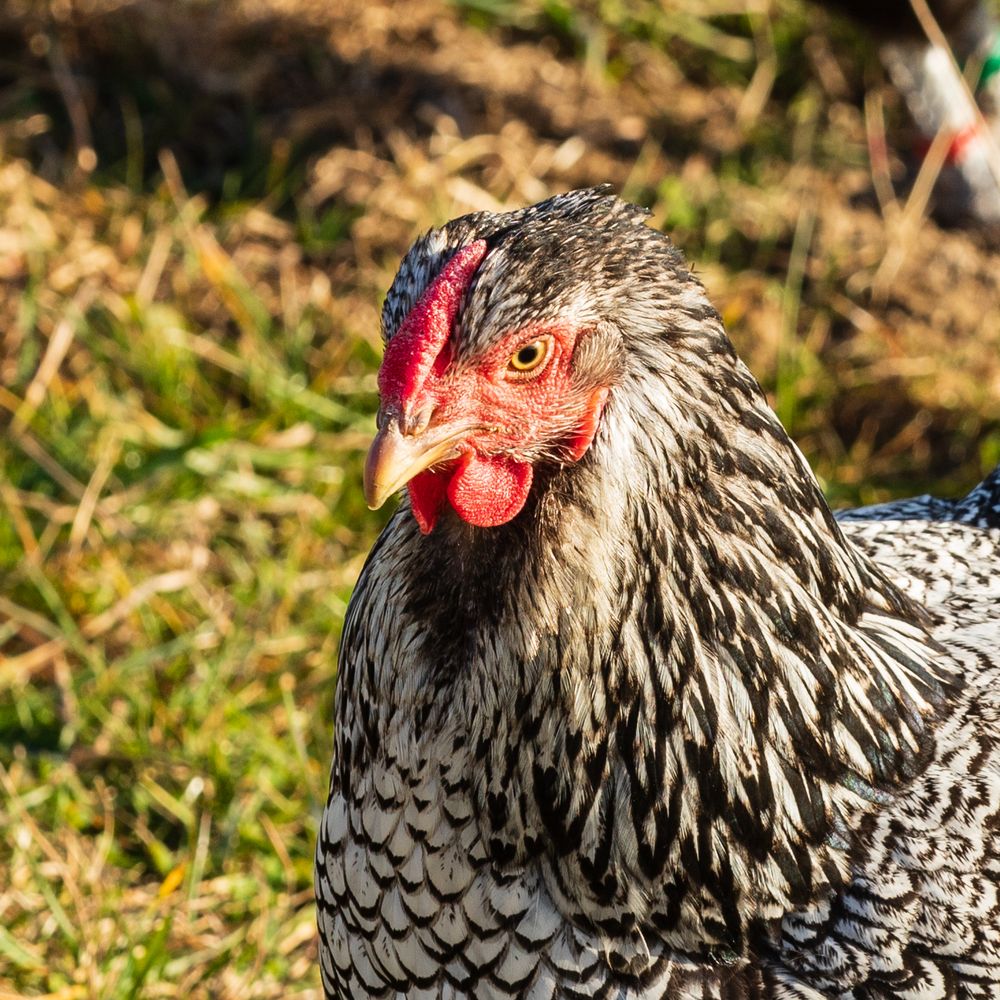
[{"left": 518, "top": 346, "right": 537, "bottom": 365}]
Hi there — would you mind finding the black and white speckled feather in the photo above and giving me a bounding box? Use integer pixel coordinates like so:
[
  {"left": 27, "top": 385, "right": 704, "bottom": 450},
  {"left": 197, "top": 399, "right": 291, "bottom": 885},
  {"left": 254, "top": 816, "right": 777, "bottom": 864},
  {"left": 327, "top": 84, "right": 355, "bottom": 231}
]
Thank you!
[{"left": 316, "top": 187, "right": 1000, "bottom": 998}]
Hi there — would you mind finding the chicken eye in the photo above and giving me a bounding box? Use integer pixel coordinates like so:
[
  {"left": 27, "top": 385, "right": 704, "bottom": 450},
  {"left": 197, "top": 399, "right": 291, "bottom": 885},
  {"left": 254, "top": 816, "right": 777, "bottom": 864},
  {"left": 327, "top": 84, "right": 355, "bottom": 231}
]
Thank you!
[{"left": 508, "top": 338, "right": 550, "bottom": 375}]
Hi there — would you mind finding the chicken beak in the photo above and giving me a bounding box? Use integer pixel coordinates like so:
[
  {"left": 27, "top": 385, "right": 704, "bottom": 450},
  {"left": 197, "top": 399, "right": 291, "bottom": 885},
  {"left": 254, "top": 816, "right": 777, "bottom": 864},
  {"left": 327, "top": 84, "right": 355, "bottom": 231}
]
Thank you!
[{"left": 363, "top": 416, "right": 470, "bottom": 510}]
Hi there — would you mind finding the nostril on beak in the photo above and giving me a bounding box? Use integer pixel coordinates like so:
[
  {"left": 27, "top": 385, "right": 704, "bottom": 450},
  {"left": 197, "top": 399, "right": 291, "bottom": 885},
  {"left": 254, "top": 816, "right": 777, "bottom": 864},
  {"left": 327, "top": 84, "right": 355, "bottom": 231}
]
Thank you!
[
  {"left": 403, "top": 403, "right": 435, "bottom": 437},
  {"left": 376, "top": 404, "right": 410, "bottom": 434}
]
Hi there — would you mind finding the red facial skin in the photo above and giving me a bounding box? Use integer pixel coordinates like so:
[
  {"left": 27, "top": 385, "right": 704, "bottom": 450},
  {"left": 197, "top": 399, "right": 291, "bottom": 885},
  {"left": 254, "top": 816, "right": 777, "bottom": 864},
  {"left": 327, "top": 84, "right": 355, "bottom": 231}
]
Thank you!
[{"left": 378, "top": 243, "right": 608, "bottom": 533}]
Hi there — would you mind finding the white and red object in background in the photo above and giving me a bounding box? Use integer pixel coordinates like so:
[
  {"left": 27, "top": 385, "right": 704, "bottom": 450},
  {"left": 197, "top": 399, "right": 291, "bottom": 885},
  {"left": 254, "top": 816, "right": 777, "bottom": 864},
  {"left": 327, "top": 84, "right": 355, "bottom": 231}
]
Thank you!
[{"left": 880, "top": 1, "right": 1000, "bottom": 227}]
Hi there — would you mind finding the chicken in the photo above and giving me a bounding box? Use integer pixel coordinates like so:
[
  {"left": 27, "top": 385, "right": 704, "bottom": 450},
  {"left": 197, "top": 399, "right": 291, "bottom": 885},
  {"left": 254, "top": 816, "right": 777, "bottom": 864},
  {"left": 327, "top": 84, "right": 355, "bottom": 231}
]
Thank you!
[
  {"left": 829, "top": 0, "right": 1000, "bottom": 228},
  {"left": 315, "top": 187, "right": 1000, "bottom": 999}
]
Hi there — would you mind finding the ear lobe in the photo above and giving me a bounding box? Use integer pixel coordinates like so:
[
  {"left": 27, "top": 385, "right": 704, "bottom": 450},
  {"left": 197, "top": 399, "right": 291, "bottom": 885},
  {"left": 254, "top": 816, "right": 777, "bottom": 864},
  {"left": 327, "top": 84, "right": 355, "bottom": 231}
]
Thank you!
[{"left": 566, "top": 387, "right": 609, "bottom": 461}]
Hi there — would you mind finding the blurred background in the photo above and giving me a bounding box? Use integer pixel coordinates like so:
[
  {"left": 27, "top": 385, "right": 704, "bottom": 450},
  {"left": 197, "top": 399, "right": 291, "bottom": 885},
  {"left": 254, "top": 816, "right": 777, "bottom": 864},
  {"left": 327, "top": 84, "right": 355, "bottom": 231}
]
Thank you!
[{"left": 1, "top": 0, "right": 999, "bottom": 997}]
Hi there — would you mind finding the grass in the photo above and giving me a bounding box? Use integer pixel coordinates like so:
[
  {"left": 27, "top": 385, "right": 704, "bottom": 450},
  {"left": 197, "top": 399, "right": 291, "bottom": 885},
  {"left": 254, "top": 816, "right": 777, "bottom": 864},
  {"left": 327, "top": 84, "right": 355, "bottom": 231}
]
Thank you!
[
  {"left": 1, "top": 0, "right": 1000, "bottom": 996},
  {"left": 0, "top": 152, "right": 378, "bottom": 997}
]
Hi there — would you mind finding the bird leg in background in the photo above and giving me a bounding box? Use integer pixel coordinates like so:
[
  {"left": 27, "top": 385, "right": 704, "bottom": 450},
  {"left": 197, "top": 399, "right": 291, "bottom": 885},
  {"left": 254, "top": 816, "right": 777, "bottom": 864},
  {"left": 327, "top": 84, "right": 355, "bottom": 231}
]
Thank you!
[{"left": 880, "top": 0, "right": 1000, "bottom": 227}]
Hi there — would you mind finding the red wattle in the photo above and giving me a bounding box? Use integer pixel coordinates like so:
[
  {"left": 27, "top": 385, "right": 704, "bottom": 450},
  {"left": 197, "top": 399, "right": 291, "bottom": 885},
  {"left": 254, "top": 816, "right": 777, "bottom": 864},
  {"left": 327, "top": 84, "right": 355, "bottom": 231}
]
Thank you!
[
  {"left": 448, "top": 454, "right": 534, "bottom": 528},
  {"left": 408, "top": 468, "right": 452, "bottom": 534},
  {"left": 407, "top": 456, "right": 534, "bottom": 532}
]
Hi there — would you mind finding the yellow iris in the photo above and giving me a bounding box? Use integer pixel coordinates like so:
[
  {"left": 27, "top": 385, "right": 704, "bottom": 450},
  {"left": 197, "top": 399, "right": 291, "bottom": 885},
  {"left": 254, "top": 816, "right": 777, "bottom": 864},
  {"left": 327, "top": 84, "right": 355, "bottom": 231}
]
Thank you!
[{"left": 509, "top": 338, "right": 549, "bottom": 373}]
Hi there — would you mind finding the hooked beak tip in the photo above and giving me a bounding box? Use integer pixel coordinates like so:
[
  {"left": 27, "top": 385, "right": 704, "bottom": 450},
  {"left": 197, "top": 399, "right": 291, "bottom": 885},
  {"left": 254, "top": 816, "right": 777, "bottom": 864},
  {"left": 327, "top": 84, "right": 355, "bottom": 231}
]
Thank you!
[
  {"left": 363, "top": 422, "right": 399, "bottom": 510},
  {"left": 363, "top": 414, "right": 473, "bottom": 511}
]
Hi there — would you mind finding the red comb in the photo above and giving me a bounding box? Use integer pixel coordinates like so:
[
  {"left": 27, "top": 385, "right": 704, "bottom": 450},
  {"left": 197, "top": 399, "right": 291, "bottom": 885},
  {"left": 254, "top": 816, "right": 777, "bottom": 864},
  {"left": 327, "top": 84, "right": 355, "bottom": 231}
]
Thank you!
[{"left": 378, "top": 240, "right": 488, "bottom": 406}]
